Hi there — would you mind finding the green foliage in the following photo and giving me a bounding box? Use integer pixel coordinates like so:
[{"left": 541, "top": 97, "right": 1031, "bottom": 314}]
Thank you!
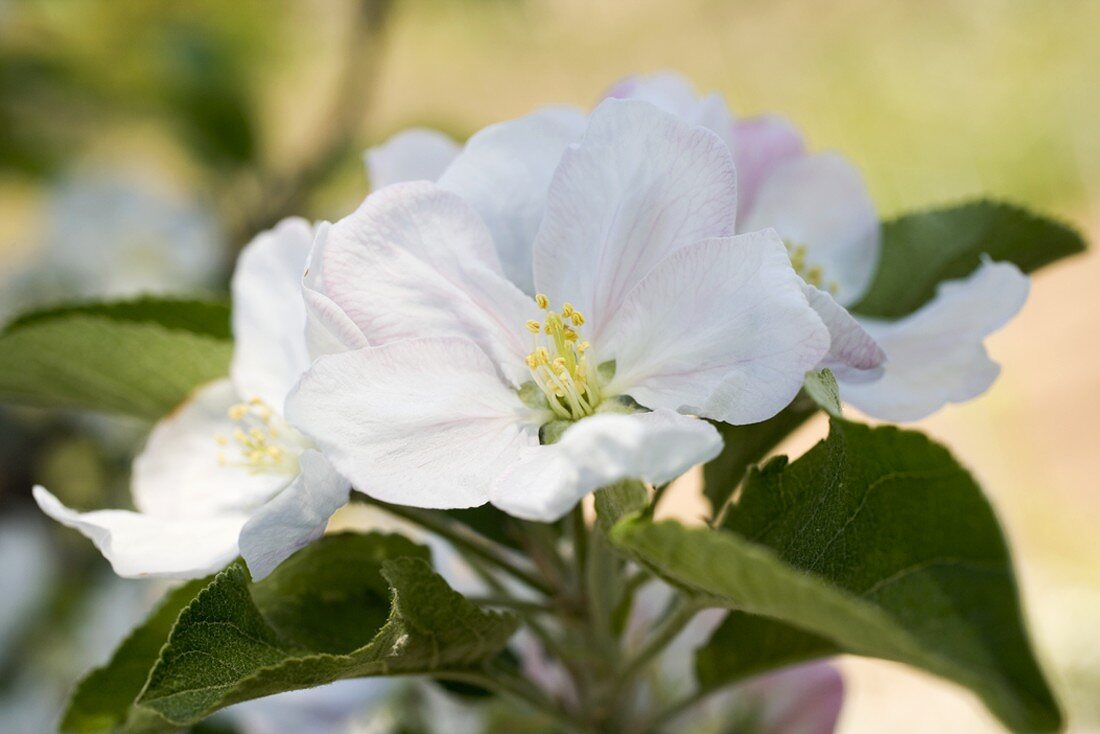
[
  {"left": 612, "top": 419, "right": 1061, "bottom": 732},
  {"left": 803, "top": 369, "right": 842, "bottom": 417},
  {"left": 854, "top": 200, "right": 1086, "bottom": 319},
  {"left": 700, "top": 396, "right": 819, "bottom": 514},
  {"left": 61, "top": 533, "right": 518, "bottom": 733},
  {"left": 0, "top": 298, "right": 232, "bottom": 419}
]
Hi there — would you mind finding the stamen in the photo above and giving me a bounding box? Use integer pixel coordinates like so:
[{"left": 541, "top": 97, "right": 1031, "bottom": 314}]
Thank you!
[
  {"left": 217, "top": 398, "right": 299, "bottom": 474},
  {"left": 523, "top": 296, "right": 601, "bottom": 420}
]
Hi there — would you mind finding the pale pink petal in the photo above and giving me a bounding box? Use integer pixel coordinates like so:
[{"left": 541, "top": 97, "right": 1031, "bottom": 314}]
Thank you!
[
  {"left": 841, "top": 260, "right": 1029, "bottom": 421},
  {"left": 801, "top": 283, "right": 885, "bottom": 381},
  {"left": 238, "top": 450, "right": 350, "bottom": 580},
  {"left": 302, "top": 221, "right": 371, "bottom": 359},
  {"left": 132, "top": 379, "right": 294, "bottom": 519},
  {"left": 602, "top": 232, "right": 829, "bottom": 425},
  {"left": 231, "top": 217, "right": 313, "bottom": 408},
  {"left": 533, "top": 99, "right": 738, "bottom": 344},
  {"left": 603, "top": 71, "right": 737, "bottom": 152},
  {"left": 365, "top": 127, "right": 460, "bottom": 190},
  {"left": 286, "top": 337, "right": 543, "bottom": 510},
  {"left": 732, "top": 115, "right": 806, "bottom": 219},
  {"left": 33, "top": 486, "right": 246, "bottom": 579},
  {"left": 741, "top": 152, "right": 879, "bottom": 306},
  {"left": 490, "top": 409, "right": 722, "bottom": 521},
  {"left": 438, "top": 106, "right": 587, "bottom": 294},
  {"left": 318, "top": 182, "right": 538, "bottom": 383}
]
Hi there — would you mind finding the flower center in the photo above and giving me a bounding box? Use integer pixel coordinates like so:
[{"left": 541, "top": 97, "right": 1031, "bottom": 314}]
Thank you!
[
  {"left": 786, "top": 241, "right": 838, "bottom": 295},
  {"left": 215, "top": 398, "right": 300, "bottom": 475},
  {"left": 524, "top": 294, "right": 600, "bottom": 420}
]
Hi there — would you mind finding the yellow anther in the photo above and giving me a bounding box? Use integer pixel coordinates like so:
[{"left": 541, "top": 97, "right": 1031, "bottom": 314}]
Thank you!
[
  {"left": 577, "top": 341, "right": 590, "bottom": 352},
  {"left": 570, "top": 311, "right": 585, "bottom": 326},
  {"left": 535, "top": 293, "right": 549, "bottom": 309},
  {"left": 522, "top": 297, "right": 600, "bottom": 420},
  {"left": 526, "top": 320, "right": 542, "bottom": 333},
  {"left": 215, "top": 435, "right": 229, "bottom": 446},
  {"left": 228, "top": 404, "right": 249, "bottom": 421},
  {"left": 562, "top": 303, "right": 574, "bottom": 317},
  {"left": 563, "top": 328, "right": 579, "bottom": 341}
]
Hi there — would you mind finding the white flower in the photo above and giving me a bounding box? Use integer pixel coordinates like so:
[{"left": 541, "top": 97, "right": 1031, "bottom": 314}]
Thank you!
[
  {"left": 290, "top": 99, "right": 829, "bottom": 521},
  {"left": 35, "top": 218, "right": 350, "bottom": 580},
  {"left": 610, "top": 71, "right": 1028, "bottom": 421}
]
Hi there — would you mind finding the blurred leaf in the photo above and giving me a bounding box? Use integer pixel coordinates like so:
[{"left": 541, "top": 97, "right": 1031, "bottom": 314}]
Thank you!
[
  {"left": 593, "top": 480, "right": 648, "bottom": 533},
  {"left": 0, "top": 299, "right": 232, "bottom": 419},
  {"left": 611, "top": 419, "right": 1061, "bottom": 733},
  {"left": 61, "top": 577, "right": 212, "bottom": 734},
  {"left": 701, "top": 397, "right": 819, "bottom": 514},
  {"left": 854, "top": 200, "right": 1086, "bottom": 319},
  {"left": 61, "top": 533, "right": 517, "bottom": 733},
  {"left": 802, "top": 369, "right": 841, "bottom": 417},
  {"left": 695, "top": 611, "right": 838, "bottom": 693}
]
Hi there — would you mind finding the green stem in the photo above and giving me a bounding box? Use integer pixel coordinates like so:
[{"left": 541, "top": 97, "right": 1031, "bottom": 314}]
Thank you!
[
  {"left": 468, "top": 596, "right": 555, "bottom": 614},
  {"left": 616, "top": 596, "right": 701, "bottom": 691},
  {"left": 642, "top": 684, "right": 720, "bottom": 734},
  {"left": 361, "top": 497, "right": 553, "bottom": 596},
  {"left": 435, "top": 665, "right": 593, "bottom": 734}
]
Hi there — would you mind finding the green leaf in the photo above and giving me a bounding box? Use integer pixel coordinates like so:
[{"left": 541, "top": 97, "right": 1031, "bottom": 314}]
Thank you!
[
  {"left": 695, "top": 611, "right": 838, "bottom": 693},
  {"left": 0, "top": 299, "right": 232, "bottom": 419},
  {"left": 62, "top": 578, "right": 212, "bottom": 734},
  {"left": 61, "top": 533, "right": 518, "bottom": 733},
  {"left": 803, "top": 369, "right": 842, "bottom": 417},
  {"left": 701, "top": 397, "right": 819, "bottom": 514},
  {"left": 594, "top": 480, "right": 649, "bottom": 533},
  {"left": 854, "top": 200, "right": 1086, "bottom": 319},
  {"left": 612, "top": 419, "right": 1061, "bottom": 732}
]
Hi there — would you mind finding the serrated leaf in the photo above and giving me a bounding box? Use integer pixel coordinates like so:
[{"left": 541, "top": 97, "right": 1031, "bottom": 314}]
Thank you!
[
  {"left": 803, "top": 369, "right": 841, "bottom": 417},
  {"left": 854, "top": 200, "right": 1085, "bottom": 319},
  {"left": 61, "top": 533, "right": 518, "bottom": 733},
  {"left": 612, "top": 419, "right": 1061, "bottom": 732},
  {"left": 701, "top": 397, "right": 819, "bottom": 514},
  {"left": 0, "top": 299, "right": 232, "bottom": 419}
]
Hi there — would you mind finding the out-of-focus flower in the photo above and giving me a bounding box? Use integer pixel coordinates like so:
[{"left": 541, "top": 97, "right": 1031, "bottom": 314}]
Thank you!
[
  {"left": 609, "top": 71, "right": 1028, "bottom": 421},
  {"left": 35, "top": 218, "right": 349, "bottom": 580},
  {"left": 1, "top": 169, "right": 224, "bottom": 321},
  {"left": 290, "top": 99, "right": 828, "bottom": 521},
  {"left": 365, "top": 128, "right": 461, "bottom": 191},
  {"left": 0, "top": 516, "right": 56, "bottom": 668},
  {"left": 223, "top": 679, "right": 397, "bottom": 734}
]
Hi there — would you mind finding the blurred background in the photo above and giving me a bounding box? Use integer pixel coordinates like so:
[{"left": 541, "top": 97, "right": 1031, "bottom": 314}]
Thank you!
[{"left": 0, "top": 0, "right": 1097, "bottom": 731}]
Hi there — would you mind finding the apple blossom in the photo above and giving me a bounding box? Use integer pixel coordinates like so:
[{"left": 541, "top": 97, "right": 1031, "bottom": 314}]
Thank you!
[
  {"left": 608, "top": 71, "right": 1029, "bottom": 421},
  {"left": 289, "top": 99, "right": 829, "bottom": 521},
  {"left": 34, "top": 218, "right": 349, "bottom": 580}
]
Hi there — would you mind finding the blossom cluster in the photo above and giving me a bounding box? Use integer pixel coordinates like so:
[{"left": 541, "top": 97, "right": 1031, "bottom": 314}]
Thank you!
[{"left": 35, "top": 71, "right": 1026, "bottom": 584}]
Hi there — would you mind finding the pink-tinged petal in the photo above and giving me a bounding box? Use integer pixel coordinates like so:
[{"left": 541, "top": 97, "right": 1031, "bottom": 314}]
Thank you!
[
  {"left": 733, "top": 114, "right": 806, "bottom": 219},
  {"left": 132, "top": 379, "right": 294, "bottom": 519},
  {"left": 490, "top": 409, "right": 722, "bottom": 521},
  {"left": 302, "top": 221, "right": 371, "bottom": 359},
  {"left": 231, "top": 217, "right": 313, "bottom": 408},
  {"left": 286, "top": 337, "right": 542, "bottom": 510},
  {"left": 533, "top": 99, "right": 738, "bottom": 344},
  {"left": 802, "top": 283, "right": 885, "bottom": 381},
  {"left": 602, "top": 71, "right": 736, "bottom": 151},
  {"left": 238, "top": 450, "right": 350, "bottom": 581},
  {"left": 739, "top": 661, "right": 845, "bottom": 734},
  {"left": 603, "top": 232, "right": 829, "bottom": 425},
  {"left": 841, "top": 260, "right": 1029, "bottom": 421},
  {"left": 364, "top": 127, "right": 460, "bottom": 190},
  {"left": 438, "top": 106, "right": 587, "bottom": 294},
  {"left": 318, "top": 182, "right": 538, "bottom": 383},
  {"left": 741, "top": 152, "right": 879, "bottom": 306},
  {"left": 33, "top": 486, "right": 246, "bottom": 579}
]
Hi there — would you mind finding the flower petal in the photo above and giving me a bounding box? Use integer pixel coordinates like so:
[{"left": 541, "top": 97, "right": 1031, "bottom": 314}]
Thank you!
[
  {"left": 739, "top": 661, "right": 845, "bottom": 734},
  {"left": 231, "top": 217, "right": 313, "bottom": 408},
  {"left": 365, "top": 127, "right": 460, "bottom": 190},
  {"left": 317, "top": 182, "right": 538, "bottom": 382},
  {"left": 732, "top": 114, "right": 806, "bottom": 220},
  {"left": 840, "top": 260, "right": 1029, "bottom": 421},
  {"left": 801, "top": 283, "right": 885, "bottom": 381},
  {"left": 533, "top": 98, "right": 738, "bottom": 343},
  {"left": 438, "top": 106, "right": 587, "bottom": 294},
  {"left": 491, "top": 409, "right": 722, "bottom": 522},
  {"left": 603, "top": 232, "right": 829, "bottom": 425},
  {"left": 286, "top": 337, "right": 541, "bottom": 510},
  {"left": 132, "top": 379, "right": 294, "bottom": 519},
  {"left": 741, "top": 152, "right": 879, "bottom": 306},
  {"left": 238, "top": 450, "right": 350, "bottom": 580},
  {"left": 33, "top": 486, "right": 245, "bottom": 579},
  {"left": 603, "top": 71, "right": 737, "bottom": 151},
  {"left": 302, "top": 221, "right": 371, "bottom": 358}
]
